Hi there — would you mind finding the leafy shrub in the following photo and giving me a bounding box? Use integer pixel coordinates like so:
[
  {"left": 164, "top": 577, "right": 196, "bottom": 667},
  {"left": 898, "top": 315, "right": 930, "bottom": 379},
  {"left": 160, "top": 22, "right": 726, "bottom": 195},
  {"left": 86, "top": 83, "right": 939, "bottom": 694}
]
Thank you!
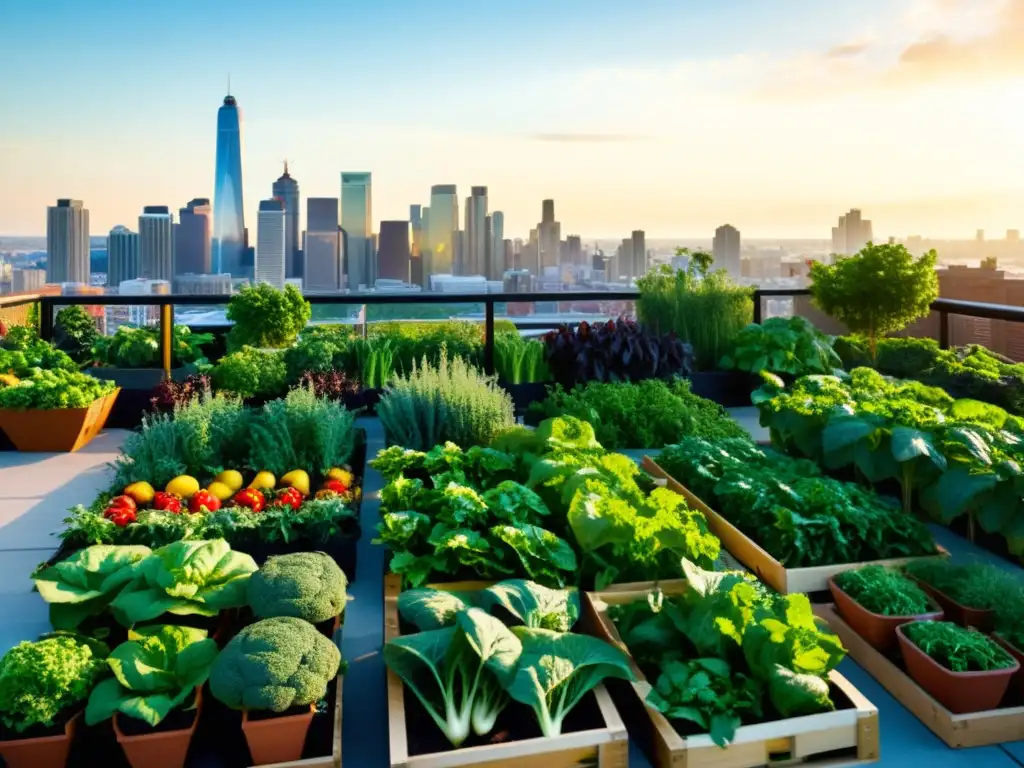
[
  {"left": 372, "top": 320, "right": 484, "bottom": 373},
  {"left": 833, "top": 565, "right": 933, "bottom": 616},
  {"left": 494, "top": 333, "right": 550, "bottom": 384},
  {"left": 902, "top": 621, "right": 1014, "bottom": 672},
  {"left": 283, "top": 332, "right": 348, "bottom": 385},
  {"left": 91, "top": 325, "right": 212, "bottom": 368},
  {"left": 210, "top": 616, "right": 341, "bottom": 711},
  {"left": 0, "top": 368, "right": 116, "bottom": 409},
  {"left": 0, "top": 324, "right": 39, "bottom": 351},
  {"left": 377, "top": 350, "right": 515, "bottom": 450},
  {"left": 248, "top": 551, "right": 348, "bottom": 624},
  {"left": 0, "top": 635, "right": 108, "bottom": 733},
  {"left": 636, "top": 253, "right": 754, "bottom": 371},
  {"left": 0, "top": 339, "right": 76, "bottom": 377},
  {"left": 210, "top": 347, "right": 287, "bottom": 399},
  {"left": 721, "top": 317, "right": 841, "bottom": 377},
  {"left": 226, "top": 283, "right": 311, "bottom": 351},
  {"left": 528, "top": 378, "right": 747, "bottom": 449},
  {"left": 54, "top": 305, "right": 100, "bottom": 363},
  {"left": 542, "top": 318, "right": 692, "bottom": 388}
]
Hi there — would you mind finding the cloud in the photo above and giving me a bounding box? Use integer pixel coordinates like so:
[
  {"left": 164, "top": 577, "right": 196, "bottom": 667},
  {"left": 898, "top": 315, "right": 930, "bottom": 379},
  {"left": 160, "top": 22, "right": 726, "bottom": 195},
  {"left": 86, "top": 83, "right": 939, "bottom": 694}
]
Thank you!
[
  {"left": 528, "top": 133, "right": 648, "bottom": 143},
  {"left": 825, "top": 42, "right": 871, "bottom": 58}
]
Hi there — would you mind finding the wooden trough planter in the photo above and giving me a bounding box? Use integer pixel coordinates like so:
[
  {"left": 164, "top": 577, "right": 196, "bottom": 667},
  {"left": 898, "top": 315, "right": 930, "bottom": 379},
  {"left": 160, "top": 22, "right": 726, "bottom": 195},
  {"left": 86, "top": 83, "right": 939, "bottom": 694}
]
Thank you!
[
  {"left": 814, "top": 603, "right": 1024, "bottom": 749},
  {"left": 0, "top": 388, "right": 119, "bottom": 452},
  {"left": 587, "top": 584, "right": 880, "bottom": 768},
  {"left": 383, "top": 577, "right": 629, "bottom": 768},
  {"left": 642, "top": 456, "right": 947, "bottom": 595}
]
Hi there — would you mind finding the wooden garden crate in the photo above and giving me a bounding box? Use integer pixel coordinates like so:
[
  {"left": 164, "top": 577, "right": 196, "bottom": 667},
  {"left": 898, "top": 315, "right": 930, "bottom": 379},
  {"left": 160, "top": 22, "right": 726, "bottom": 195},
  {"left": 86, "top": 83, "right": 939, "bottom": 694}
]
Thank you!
[
  {"left": 586, "top": 585, "right": 880, "bottom": 768},
  {"left": 815, "top": 604, "right": 1024, "bottom": 749},
  {"left": 384, "top": 577, "right": 629, "bottom": 768},
  {"left": 642, "top": 456, "right": 947, "bottom": 595}
]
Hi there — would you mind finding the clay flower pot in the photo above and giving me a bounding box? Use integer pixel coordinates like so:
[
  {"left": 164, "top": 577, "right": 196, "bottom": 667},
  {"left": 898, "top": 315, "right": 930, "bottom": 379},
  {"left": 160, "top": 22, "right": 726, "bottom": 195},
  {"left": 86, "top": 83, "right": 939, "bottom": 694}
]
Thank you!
[
  {"left": 112, "top": 687, "right": 202, "bottom": 768},
  {"left": 0, "top": 711, "right": 80, "bottom": 768},
  {"left": 829, "top": 576, "right": 944, "bottom": 652},
  {"left": 242, "top": 705, "right": 315, "bottom": 766},
  {"left": 896, "top": 623, "right": 1019, "bottom": 713},
  {"left": 910, "top": 578, "right": 994, "bottom": 630},
  {"left": 0, "top": 388, "right": 119, "bottom": 452},
  {"left": 992, "top": 633, "right": 1024, "bottom": 697}
]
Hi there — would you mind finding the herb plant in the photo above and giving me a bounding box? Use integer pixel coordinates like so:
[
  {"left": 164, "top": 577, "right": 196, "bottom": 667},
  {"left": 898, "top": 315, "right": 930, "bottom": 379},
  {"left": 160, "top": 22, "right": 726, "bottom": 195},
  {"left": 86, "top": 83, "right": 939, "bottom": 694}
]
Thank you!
[
  {"left": 833, "top": 566, "right": 933, "bottom": 616},
  {"left": 720, "top": 317, "right": 841, "bottom": 377},
  {"left": 225, "top": 283, "right": 311, "bottom": 351},
  {"left": 210, "top": 346, "right": 288, "bottom": 399},
  {"left": 494, "top": 333, "right": 550, "bottom": 384},
  {"left": 0, "top": 338, "right": 76, "bottom": 376},
  {"left": 903, "top": 560, "right": 1023, "bottom": 612},
  {"left": 0, "top": 368, "right": 116, "bottom": 409},
  {"left": 902, "top": 621, "right": 1014, "bottom": 672},
  {"left": 91, "top": 325, "right": 211, "bottom": 368}
]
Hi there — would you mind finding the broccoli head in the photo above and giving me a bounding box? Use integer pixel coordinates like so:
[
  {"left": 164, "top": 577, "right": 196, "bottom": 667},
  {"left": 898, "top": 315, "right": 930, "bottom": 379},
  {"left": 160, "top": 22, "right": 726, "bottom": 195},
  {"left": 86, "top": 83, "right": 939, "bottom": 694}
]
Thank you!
[
  {"left": 247, "top": 552, "right": 348, "bottom": 624},
  {"left": 209, "top": 617, "right": 341, "bottom": 712}
]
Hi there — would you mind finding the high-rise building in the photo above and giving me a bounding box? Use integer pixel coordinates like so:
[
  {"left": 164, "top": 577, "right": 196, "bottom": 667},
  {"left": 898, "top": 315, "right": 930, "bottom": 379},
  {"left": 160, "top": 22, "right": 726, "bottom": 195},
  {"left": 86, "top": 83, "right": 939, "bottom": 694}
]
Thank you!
[
  {"left": 175, "top": 273, "right": 232, "bottom": 295},
  {"left": 255, "top": 199, "right": 286, "bottom": 288},
  {"left": 107, "top": 225, "right": 140, "bottom": 286},
  {"left": 565, "top": 235, "right": 582, "bottom": 265},
  {"left": 175, "top": 198, "right": 211, "bottom": 276},
  {"left": 378, "top": 221, "right": 411, "bottom": 282},
  {"left": 46, "top": 199, "right": 90, "bottom": 284},
  {"left": 490, "top": 211, "right": 505, "bottom": 278},
  {"left": 831, "top": 209, "right": 873, "bottom": 256},
  {"left": 427, "top": 185, "right": 458, "bottom": 276},
  {"left": 409, "top": 205, "right": 424, "bottom": 287},
  {"left": 465, "top": 186, "right": 488, "bottom": 276},
  {"left": 340, "top": 172, "right": 372, "bottom": 291},
  {"left": 272, "top": 162, "right": 300, "bottom": 278},
  {"left": 631, "top": 231, "right": 647, "bottom": 279},
  {"left": 538, "top": 199, "right": 561, "bottom": 271},
  {"left": 617, "top": 239, "right": 634, "bottom": 281},
  {"left": 139, "top": 206, "right": 174, "bottom": 281},
  {"left": 712, "top": 224, "right": 741, "bottom": 278},
  {"left": 12, "top": 268, "right": 46, "bottom": 292},
  {"left": 305, "top": 198, "right": 341, "bottom": 292},
  {"left": 213, "top": 94, "right": 246, "bottom": 276}
]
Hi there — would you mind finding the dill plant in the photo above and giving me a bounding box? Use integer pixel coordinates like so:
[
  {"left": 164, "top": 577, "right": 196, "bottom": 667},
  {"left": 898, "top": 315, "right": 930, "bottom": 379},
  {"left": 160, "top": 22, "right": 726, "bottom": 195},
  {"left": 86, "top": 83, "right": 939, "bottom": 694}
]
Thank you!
[{"left": 833, "top": 565, "right": 932, "bottom": 616}]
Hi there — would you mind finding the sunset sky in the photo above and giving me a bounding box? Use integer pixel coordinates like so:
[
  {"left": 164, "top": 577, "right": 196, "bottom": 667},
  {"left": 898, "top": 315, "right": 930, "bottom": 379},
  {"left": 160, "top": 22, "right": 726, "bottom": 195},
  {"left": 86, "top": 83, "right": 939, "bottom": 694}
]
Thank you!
[{"left": 2, "top": 0, "right": 1023, "bottom": 240}]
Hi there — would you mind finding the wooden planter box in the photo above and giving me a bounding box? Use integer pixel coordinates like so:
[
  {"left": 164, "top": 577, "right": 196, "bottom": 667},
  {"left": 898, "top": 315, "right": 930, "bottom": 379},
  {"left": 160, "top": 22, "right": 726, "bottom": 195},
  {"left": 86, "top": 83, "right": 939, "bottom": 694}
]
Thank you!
[
  {"left": 587, "top": 585, "right": 880, "bottom": 768},
  {"left": 642, "top": 456, "right": 947, "bottom": 594},
  {"left": 384, "top": 577, "right": 629, "bottom": 768},
  {"left": 0, "top": 388, "right": 119, "bottom": 452},
  {"left": 814, "top": 604, "right": 1024, "bottom": 749}
]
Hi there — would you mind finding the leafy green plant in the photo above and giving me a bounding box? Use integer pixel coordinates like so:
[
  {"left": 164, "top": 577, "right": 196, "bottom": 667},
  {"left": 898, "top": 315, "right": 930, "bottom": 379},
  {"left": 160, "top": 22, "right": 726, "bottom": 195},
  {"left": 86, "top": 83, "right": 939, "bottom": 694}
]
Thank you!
[
  {"left": 85, "top": 625, "right": 218, "bottom": 726},
  {"left": 91, "top": 325, "right": 212, "bottom": 368},
  {"left": 0, "top": 368, "right": 116, "bottom": 409},
  {"left": 54, "top": 305, "right": 99, "bottom": 363},
  {"left": 494, "top": 334, "right": 550, "bottom": 384},
  {"left": 210, "top": 616, "right": 341, "bottom": 711},
  {"left": 344, "top": 336, "right": 396, "bottom": 388},
  {"left": 0, "top": 324, "right": 39, "bottom": 351},
  {"left": 809, "top": 242, "right": 938, "bottom": 359},
  {"left": 0, "top": 337, "right": 76, "bottom": 376},
  {"left": 903, "top": 560, "right": 1023, "bottom": 612},
  {"left": 226, "top": 283, "right": 311, "bottom": 351},
  {"left": 833, "top": 566, "right": 933, "bottom": 616},
  {"left": 720, "top": 317, "right": 841, "bottom": 377},
  {"left": 282, "top": 331, "right": 348, "bottom": 385},
  {"left": 902, "top": 621, "right": 1014, "bottom": 672},
  {"left": 377, "top": 350, "right": 515, "bottom": 450},
  {"left": 247, "top": 551, "right": 348, "bottom": 624},
  {"left": 210, "top": 346, "right": 287, "bottom": 399},
  {"left": 0, "top": 635, "right": 109, "bottom": 733}
]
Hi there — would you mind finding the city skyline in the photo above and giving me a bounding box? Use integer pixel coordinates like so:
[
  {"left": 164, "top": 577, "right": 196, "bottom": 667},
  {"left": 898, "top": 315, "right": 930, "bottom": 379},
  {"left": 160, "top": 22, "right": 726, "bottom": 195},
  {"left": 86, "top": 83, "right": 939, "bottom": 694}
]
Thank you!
[{"left": 3, "top": 0, "right": 1024, "bottom": 239}]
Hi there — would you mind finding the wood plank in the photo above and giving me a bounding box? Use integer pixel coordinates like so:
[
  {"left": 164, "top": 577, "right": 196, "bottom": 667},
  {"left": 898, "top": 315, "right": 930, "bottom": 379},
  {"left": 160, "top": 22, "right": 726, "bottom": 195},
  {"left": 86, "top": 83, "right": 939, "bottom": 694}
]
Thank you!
[{"left": 814, "top": 604, "right": 1024, "bottom": 749}]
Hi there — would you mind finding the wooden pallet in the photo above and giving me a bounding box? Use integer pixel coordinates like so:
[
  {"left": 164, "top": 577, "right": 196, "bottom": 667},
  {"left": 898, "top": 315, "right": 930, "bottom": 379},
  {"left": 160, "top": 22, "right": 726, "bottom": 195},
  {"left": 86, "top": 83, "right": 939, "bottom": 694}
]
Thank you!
[
  {"left": 384, "top": 577, "right": 629, "bottom": 767},
  {"left": 814, "top": 604, "right": 1024, "bottom": 749},
  {"left": 642, "top": 456, "right": 947, "bottom": 594},
  {"left": 586, "top": 586, "right": 880, "bottom": 768}
]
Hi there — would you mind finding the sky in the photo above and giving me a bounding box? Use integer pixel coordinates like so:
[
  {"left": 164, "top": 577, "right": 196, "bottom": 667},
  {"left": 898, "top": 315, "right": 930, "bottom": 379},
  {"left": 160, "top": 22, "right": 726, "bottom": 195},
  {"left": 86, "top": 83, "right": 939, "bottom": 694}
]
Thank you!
[{"left": 2, "top": 0, "right": 1024, "bottom": 241}]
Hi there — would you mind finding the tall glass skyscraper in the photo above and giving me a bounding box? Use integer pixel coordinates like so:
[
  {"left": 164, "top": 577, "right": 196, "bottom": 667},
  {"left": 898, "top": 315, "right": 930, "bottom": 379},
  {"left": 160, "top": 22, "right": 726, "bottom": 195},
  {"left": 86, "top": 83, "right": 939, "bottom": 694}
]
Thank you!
[
  {"left": 213, "top": 94, "right": 245, "bottom": 276},
  {"left": 340, "top": 172, "right": 372, "bottom": 291},
  {"left": 427, "top": 185, "right": 458, "bottom": 276}
]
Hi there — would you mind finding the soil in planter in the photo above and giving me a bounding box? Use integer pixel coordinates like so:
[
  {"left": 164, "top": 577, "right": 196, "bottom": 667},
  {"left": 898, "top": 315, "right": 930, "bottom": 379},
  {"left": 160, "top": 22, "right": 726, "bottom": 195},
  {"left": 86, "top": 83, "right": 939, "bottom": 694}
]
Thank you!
[
  {"left": 0, "top": 707, "right": 75, "bottom": 742},
  {"left": 404, "top": 688, "right": 603, "bottom": 756},
  {"left": 117, "top": 706, "right": 197, "bottom": 737},
  {"left": 248, "top": 704, "right": 312, "bottom": 723}
]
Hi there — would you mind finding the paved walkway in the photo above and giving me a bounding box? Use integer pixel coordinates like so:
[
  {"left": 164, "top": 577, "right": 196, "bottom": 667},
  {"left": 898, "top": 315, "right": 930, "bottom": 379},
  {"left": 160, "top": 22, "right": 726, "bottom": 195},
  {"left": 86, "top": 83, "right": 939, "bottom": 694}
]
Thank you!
[{"left": 1, "top": 413, "right": 1022, "bottom": 767}]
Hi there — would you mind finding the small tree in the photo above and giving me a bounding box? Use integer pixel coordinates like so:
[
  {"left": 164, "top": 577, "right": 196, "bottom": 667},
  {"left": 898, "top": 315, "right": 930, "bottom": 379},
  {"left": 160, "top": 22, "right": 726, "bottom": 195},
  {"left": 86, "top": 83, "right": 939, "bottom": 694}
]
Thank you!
[
  {"left": 226, "top": 283, "right": 311, "bottom": 351},
  {"left": 809, "top": 242, "right": 938, "bottom": 360}
]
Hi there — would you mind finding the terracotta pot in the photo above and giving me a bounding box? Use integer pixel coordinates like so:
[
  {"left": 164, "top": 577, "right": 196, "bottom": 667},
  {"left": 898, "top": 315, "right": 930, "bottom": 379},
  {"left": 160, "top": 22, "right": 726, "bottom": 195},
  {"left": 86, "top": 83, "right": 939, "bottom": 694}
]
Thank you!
[
  {"left": 0, "top": 388, "right": 119, "bottom": 452},
  {"left": 829, "top": 577, "right": 944, "bottom": 652},
  {"left": 910, "top": 578, "right": 994, "bottom": 630},
  {"left": 896, "top": 623, "right": 1019, "bottom": 713},
  {"left": 241, "top": 705, "right": 314, "bottom": 766},
  {"left": 0, "top": 711, "right": 79, "bottom": 768},
  {"left": 993, "top": 633, "right": 1024, "bottom": 697},
  {"left": 112, "top": 687, "right": 201, "bottom": 768}
]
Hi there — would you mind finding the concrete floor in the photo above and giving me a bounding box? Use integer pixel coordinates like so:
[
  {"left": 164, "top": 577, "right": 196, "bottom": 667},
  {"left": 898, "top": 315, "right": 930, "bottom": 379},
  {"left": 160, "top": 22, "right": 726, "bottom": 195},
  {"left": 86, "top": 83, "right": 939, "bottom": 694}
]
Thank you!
[{"left": 1, "top": 414, "right": 1022, "bottom": 767}]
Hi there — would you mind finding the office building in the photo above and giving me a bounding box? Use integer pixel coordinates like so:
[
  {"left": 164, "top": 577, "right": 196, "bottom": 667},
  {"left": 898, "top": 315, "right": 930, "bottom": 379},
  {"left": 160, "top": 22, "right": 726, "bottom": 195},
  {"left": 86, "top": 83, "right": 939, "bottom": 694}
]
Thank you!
[
  {"left": 490, "top": 211, "right": 505, "bottom": 275},
  {"left": 213, "top": 93, "right": 246, "bottom": 276},
  {"left": 46, "top": 199, "right": 90, "bottom": 284},
  {"left": 340, "top": 172, "right": 372, "bottom": 291},
  {"left": 107, "top": 225, "right": 140, "bottom": 286},
  {"left": 538, "top": 199, "right": 561, "bottom": 271},
  {"left": 175, "top": 199, "right": 211, "bottom": 276},
  {"left": 713, "top": 224, "right": 741, "bottom": 278},
  {"left": 305, "top": 198, "right": 342, "bottom": 292},
  {"left": 12, "top": 268, "right": 45, "bottom": 292},
  {"left": 378, "top": 221, "right": 411, "bottom": 282},
  {"left": 255, "top": 199, "right": 286, "bottom": 288},
  {"left": 175, "top": 273, "right": 232, "bottom": 295},
  {"left": 410, "top": 204, "right": 424, "bottom": 287},
  {"left": 139, "top": 206, "right": 174, "bottom": 281},
  {"left": 272, "top": 162, "right": 300, "bottom": 278},
  {"left": 616, "top": 239, "right": 634, "bottom": 281},
  {"left": 631, "top": 231, "right": 647, "bottom": 279},
  {"left": 427, "top": 184, "right": 458, "bottom": 276},
  {"left": 565, "top": 235, "right": 582, "bottom": 266},
  {"left": 831, "top": 209, "right": 873, "bottom": 256},
  {"left": 465, "top": 186, "right": 488, "bottom": 276}
]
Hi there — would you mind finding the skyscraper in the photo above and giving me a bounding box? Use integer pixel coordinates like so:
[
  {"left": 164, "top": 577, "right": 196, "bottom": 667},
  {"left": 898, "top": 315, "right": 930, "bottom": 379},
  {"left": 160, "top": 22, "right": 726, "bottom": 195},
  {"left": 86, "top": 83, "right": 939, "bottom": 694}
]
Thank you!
[
  {"left": 427, "top": 185, "right": 458, "bottom": 276},
  {"left": 107, "top": 225, "right": 140, "bottom": 287},
  {"left": 831, "top": 209, "right": 873, "bottom": 256},
  {"left": 410, "top": 205, "right": 424, "bottom": 287},
  {"left": 213, "top": 94, "right": 245, "bottom": 276},
  {"left": 272, "top": 162, "right": 300, "bottom": 278},
  {"left": 378, "top": 221, "right": 411, "bottom": 282},
  {"left": 538, "top": 199, "right": 561, "bottom": 271},
  {"left": 255, "top": 199, "right": 286, "bottom": 288},
  {"left": 340, "top": 172, "right": 372, "bottom": 291},
  {"left": 305, "top": 198, "right": 341, "bottom": 292},
  {"left": 139, "top": 206, "right": 174, "bottom": 280},
  {"left": 175, "top": 199, "right": 211, "bottom": 276},
  {"left": 566, "top": 235, "right": 582, "bottom": 265},
  {"left": 631, "top": 230, "right": 647, "bottom": 280},
  {"left": 465, "top": 186, "right": 488, "bottom": 276},
  {"left": 713, "top": 224, "right": 741, "bottom": 278},
  {"left": 490, "top": 211, "right": 505, "bottom": 274},
  {"left": 46, "top": 199, "right": 90, "bottom": 284}
]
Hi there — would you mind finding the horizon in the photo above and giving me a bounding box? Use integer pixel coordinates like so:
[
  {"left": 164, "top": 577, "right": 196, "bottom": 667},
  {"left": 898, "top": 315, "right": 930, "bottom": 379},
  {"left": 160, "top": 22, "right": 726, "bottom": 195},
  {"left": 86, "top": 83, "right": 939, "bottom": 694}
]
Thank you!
[{"left": 3, "top": 0, "right": 1024, "bottom": 240}]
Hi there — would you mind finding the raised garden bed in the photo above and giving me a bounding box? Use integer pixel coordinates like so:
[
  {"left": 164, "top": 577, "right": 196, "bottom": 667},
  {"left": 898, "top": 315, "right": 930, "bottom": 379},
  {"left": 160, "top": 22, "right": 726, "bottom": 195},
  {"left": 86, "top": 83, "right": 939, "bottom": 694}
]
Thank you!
[
  {"left": 586, "top": 584, "right": 880, "bottom": 768},
  {"left": 643, "top": 456, "right": 947, "bottom": 595},
  {"left": 87, "top": 366, "right": 197, "bottom": 429},
  {"left": 815, "top": 603, "right": 1024, "bottom": 748},
  {"left": 0, "top": 387, "right": 120, "bottom": 452}
]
